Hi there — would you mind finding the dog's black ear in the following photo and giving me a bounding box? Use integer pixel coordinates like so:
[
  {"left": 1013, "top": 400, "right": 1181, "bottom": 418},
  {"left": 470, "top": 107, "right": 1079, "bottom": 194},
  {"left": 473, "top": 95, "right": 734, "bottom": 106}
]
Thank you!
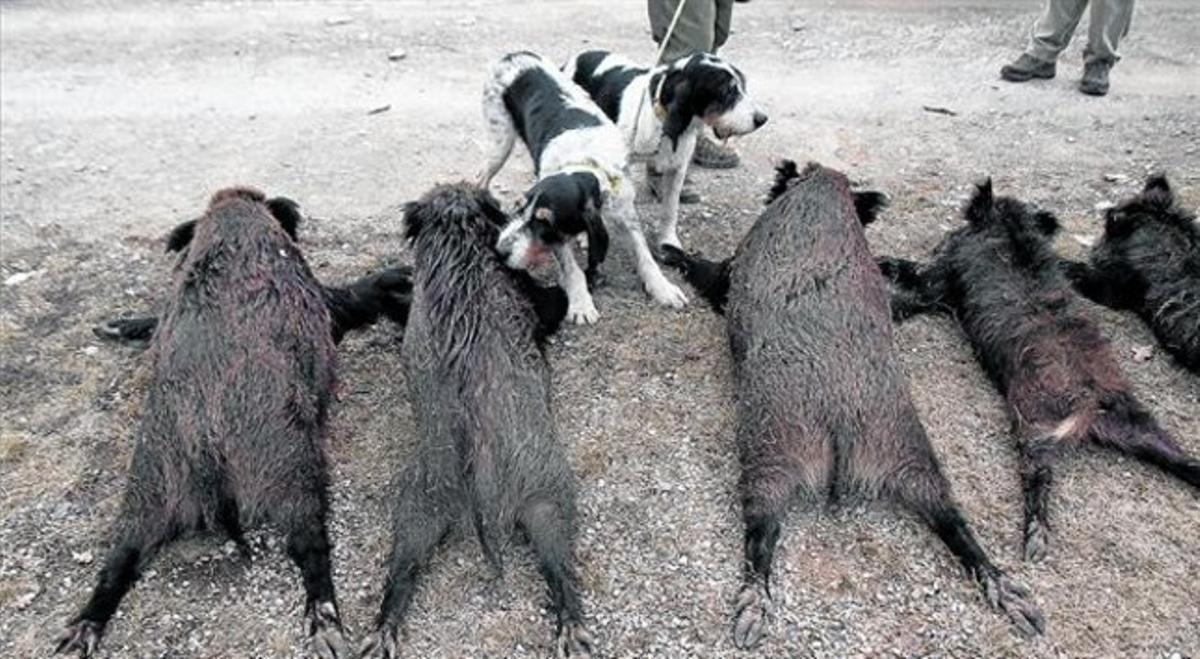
[
  {"left": 583, "top": 199, "right": 609, "bottom": 290},
  {"left": 766, "top": 160, "right": 800, "bottom": 204},
  {"left": 1033, "top": 209, "right": 1060, "bottom": 236},
  {"left": 853, "top": 191, "right": 889, "bottom": 226},
  {"left": 659, "top": 72, "right": 694, "bottom": 150},
  {"left": 265, "top": 197, "right": 302, "bottom": 241},
  {"left": 165, "top": 219, "right": 197, "bottom": 252},
  {"left": 965, "top": 178, "right": 994, "bottom": 226},
  {"left": 1142, "top": 174, "right": 1174, "bottom": 208}
]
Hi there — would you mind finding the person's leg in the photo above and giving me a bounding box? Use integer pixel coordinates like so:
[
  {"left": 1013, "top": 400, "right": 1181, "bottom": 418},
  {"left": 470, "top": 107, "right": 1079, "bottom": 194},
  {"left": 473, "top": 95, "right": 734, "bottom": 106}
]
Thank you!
[
  {"left": 1078, "top": 0, "right": 1134, "bottom": 94},
  {"left": 1084, "top": 0, "right": 1135, "bottom": 63},
  {"left": 713, "top": 0, "right": 735, "bottom": 53},
  {"left": 1027, "top": 0, "right": 1090, "bottom": 62},
  {"left": 648, "top": 0, "right": 716, "bottom": 63},
  {"left": 696, "top": 0, "right": 742, "bottom": 168},
  {"left": 1001, "top": 0, "right": 1088, "bottom": 82}
]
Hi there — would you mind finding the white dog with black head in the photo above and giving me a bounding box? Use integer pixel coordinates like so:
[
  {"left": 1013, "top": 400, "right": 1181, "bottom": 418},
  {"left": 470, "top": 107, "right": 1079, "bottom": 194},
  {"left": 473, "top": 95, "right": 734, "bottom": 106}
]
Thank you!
[
  {"left": 565, "top": 50, "right": 768, "bottom": 249},
  {"left": 478, "top": 51, "right": 688, "bottom": 325}
]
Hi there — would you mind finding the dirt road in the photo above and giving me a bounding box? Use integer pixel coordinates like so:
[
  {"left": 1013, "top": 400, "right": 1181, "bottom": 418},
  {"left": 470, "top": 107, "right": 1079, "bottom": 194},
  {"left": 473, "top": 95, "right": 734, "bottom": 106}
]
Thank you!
[{"left": 2, "top": 1, "right": 1198, "bottom": 657}]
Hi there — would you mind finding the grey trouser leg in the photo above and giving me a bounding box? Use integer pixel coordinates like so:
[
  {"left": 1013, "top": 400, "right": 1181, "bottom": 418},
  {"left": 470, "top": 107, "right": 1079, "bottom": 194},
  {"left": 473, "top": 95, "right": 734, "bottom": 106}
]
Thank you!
[
  {"left": 1026, "top": 0, "right": 1134, "bottom": 63},
  {"left": 1083, "top": 0, "right": 1134, "bottom": 63},
  {"left": 649, "top": 0, "right": 717, "bottom": 62},
  {"left": 713, "top": 0, "right": 735, "bottom": 52}
]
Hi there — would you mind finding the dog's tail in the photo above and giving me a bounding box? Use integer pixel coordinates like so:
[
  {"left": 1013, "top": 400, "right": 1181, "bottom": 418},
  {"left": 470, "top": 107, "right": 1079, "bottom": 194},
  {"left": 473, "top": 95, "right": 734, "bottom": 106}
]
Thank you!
[{"left": 659, "top": 245, "right": 731, "bottom": 314}]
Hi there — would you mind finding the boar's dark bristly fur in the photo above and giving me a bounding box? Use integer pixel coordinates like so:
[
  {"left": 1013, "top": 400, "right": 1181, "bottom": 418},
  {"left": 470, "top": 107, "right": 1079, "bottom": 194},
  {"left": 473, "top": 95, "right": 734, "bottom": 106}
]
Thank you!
[
  {"left": 57, "top": 188, "right": 351, "bottom": 659},
  {"left": 661, "top": 162, "right": 889, "bottom": 315},
  {"left": 94, "top": 198, "right": 414, "bottom": 347},
  {"left": 663, "top": 162, "right": 1043, "bottom": 648},
  {"left": 878, "top": 179, "right": 1200, "bottom": 563},
  {"left": 1061, "top": 174, "right": 1200, "bottom": 373},
  {"left": 359, "top": 184, "right": 590, "bottom": 659}
]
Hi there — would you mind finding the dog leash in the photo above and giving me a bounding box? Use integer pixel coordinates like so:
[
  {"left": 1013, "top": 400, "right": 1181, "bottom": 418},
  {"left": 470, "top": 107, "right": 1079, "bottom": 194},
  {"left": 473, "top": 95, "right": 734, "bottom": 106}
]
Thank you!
[{"left": 631, "top": 0, "right": 690, "bottom": 150}]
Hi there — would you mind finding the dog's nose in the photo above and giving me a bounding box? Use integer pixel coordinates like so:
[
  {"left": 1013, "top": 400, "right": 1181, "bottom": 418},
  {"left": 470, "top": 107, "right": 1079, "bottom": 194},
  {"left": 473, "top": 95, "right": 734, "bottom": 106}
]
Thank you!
[{"left": 753, "top": 111, "right": 768, "bottom": 128}]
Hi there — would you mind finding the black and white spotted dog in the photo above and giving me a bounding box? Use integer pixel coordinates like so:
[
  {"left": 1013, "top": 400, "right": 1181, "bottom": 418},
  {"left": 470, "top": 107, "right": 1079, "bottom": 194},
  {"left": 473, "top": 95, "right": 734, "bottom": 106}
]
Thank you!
[
  {"left": 565, "top": 50, "right": 767, "bottom": 249},
  {"left": 479, "top": 51, "right": 688, "bottom": 325}
]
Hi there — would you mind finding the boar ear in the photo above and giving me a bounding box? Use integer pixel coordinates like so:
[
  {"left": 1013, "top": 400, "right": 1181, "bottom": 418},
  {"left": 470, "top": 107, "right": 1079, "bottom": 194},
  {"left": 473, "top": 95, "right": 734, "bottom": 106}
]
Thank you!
[
  {"left": 853, "top": 190, "right": 889, "bottom": 226},
  {"left": 1143, "top": 174, "right": 1171, "bottom": 195},
  {"left": 1033, "top": 209, "right": 1060, "bottom": 236},
  {"left": 402, "top": 200, "right": 426, "bottom": 242},
  {"left": 1142, "top": 174, "right": 1174, "bottom": 208},
  {"left": 965, "top": 178, "right": 994, "bottom": 225},
  {"left": 766, "top": 159, "right": 800, "bottom": 205},
  {"left": 1104, "top": 207, "right": 1135, "bottom": 238},
  {"left": 165, "top": 219, "right": 197, "bottom": 252},
  {"left": 265, "top": 197, "right": 302, "bottom": 241}
]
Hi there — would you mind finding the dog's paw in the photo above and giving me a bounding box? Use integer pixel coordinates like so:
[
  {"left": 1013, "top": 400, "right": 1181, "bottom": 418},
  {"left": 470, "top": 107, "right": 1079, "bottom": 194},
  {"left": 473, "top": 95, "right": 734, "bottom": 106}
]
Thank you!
[
  {"left": 55, "top": 619, "right": 103, "bottom": 657},
  {"left": 657, "top": 232, "right": 683, "bottom": 252},
  {"left": 555, "top": 620, "right": 595, "bottom": 658},
  {"left": 647, "top": 278, "right": 688, "bottom": 309},
  {"left": 980, "top": 571, "right": 1045, "bottom": 637},
  {"left": 731, "top": 582, "right": 771, "bottom": 649},
  {"left": 305, "top": 601, "right": 350, "bottom": 659},
  {"left": 357, "top": 624, "right": 399, "bottom": 659},
  {"left": 566, "top": 301, "right": 600, "bottom": 325}
]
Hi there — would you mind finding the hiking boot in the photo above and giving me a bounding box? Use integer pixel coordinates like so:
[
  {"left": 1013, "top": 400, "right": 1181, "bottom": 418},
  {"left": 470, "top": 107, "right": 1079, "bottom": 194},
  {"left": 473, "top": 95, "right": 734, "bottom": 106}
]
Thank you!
[
  {"left": 692, "top": 134, "right": 740, "bottom": 169},
  {"left": 647, "top": 168, "right": 701, "bottom": 204},
  {"left": 1000, "top": 54, "right": 1056, "bottom": 82},
  {"left": 1080, "top": 60, "right": 1112, "bottom": 96}
]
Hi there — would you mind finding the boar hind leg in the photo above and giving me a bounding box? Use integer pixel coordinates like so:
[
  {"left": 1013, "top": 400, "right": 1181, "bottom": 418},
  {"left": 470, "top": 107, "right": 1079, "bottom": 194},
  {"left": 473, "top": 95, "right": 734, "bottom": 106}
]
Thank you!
[
  {"left": 732, "top": 463, "right": 805, "bottom": 650},
  {"left": 1090, "top": 400, "right": 1200, "bottom": 490},
  {"left": 894, "top": 471, "right": 1045, "bottom": 637},
  {"left": 520, "top": 497, "right": 594, "bottom": 658},
  {"left": 1019, "top": 436, "right": 1060, "bottom": 562},
  {"left": 360, "top": 475, "right": 458, "bottom": 659},
  {"left": 280, "top": 487, "right": 349, "bottom": 659},
  {"left": 56, "top": 504, "right": 176, "bottom": 657}
]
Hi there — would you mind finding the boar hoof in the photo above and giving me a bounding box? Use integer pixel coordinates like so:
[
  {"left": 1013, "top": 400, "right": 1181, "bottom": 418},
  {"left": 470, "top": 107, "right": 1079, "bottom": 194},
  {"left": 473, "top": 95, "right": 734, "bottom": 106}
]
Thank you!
[
  {"left": 306, "top": 601, "right": 349, "bottom": 659},
  {"left": 357, "top": 625, "right": 399, "bottom": 659},
  {"left": 731, "top": 582, "right": 771, "bottom": 649},
  {"left": 981, "top": 571, "right": 1045, "bottom": 637},
  {"left": 1022, "top": 518, "right": 1049, "bottom": 563},
  {"left": 555, "top": 620, "right": 594, "bottom": 658},
  {"left": 55, "top": 619, "right": 103, "bottom": 657}
]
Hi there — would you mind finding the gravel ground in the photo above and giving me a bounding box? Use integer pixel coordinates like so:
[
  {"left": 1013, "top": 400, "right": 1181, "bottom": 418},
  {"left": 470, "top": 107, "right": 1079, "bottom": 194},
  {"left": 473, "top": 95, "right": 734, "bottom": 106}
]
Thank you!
[{"left": 2, "top": 1, "right": 1198, "bottom": 657}]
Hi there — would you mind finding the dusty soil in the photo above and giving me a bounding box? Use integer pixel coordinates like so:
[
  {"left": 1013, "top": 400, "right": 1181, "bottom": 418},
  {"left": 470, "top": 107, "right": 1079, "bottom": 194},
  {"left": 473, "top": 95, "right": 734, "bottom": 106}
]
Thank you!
[{"left": 2, "top": 1, "right": 1198, "bottom": 657}]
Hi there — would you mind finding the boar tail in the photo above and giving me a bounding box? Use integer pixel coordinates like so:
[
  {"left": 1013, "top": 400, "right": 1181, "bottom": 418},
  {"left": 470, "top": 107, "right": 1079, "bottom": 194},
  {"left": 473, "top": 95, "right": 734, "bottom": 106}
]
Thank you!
[{"left": 458, "top": 428, "right": 506, "bottom": 573}]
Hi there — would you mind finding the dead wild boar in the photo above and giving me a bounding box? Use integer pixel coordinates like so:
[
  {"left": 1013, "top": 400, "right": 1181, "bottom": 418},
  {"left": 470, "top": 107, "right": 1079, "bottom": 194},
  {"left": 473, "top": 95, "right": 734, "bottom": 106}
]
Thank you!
[
  {"left": 662, "top": 162, "right": 1043, "bottom": 648},
  {"left": 1061, "top": 174, "right": 1200, "bottom": 373},
  {"left": 56, "top": 188, "right": 363, "bottom": 659},
  {"left": 878, "top": 179, "right": 1200, "bottom": 563},
  {"left": 94, "top": 196, "right": 412, "bottom": 346},
  {"left": 358, "top": 184, "right": 591, "bottom": 658}
]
